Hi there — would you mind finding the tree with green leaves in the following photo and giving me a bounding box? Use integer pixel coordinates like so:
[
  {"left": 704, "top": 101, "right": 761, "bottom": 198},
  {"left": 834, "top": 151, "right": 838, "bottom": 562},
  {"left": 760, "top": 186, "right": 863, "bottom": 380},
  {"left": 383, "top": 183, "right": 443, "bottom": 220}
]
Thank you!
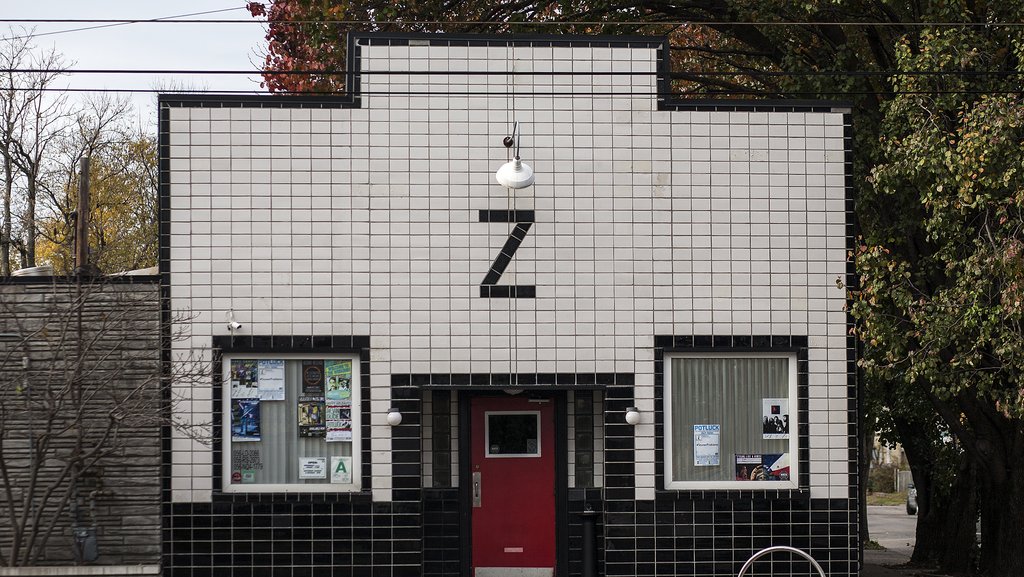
[
  {"left": 248, "top": 1, "right": 1024, "bottom": 572},
  {"left": 855, "top": 24, "right": 1024, "bottom": 575}
]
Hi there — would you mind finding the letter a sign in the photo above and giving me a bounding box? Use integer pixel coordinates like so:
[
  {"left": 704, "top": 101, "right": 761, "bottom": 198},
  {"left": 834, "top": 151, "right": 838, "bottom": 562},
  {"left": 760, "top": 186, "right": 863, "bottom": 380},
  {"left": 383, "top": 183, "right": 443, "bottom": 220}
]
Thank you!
[{"left": 331, "top": 456, "right": 352, "bottom": 484}]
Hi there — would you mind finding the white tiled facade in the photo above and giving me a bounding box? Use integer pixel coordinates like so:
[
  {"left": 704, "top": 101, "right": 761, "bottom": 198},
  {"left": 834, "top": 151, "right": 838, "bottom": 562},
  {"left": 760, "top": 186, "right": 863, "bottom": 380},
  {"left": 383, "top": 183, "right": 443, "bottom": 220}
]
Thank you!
[{"left": 166, "top": 38, "right": 851, "bottom": 505}]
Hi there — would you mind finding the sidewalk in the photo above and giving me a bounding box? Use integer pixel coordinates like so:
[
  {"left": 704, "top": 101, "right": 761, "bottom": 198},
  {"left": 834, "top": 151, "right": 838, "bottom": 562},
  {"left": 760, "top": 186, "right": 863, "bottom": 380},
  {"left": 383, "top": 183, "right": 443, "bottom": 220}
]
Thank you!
[{"left": 862, "top": 547, "right": 945, "bottom": 577}]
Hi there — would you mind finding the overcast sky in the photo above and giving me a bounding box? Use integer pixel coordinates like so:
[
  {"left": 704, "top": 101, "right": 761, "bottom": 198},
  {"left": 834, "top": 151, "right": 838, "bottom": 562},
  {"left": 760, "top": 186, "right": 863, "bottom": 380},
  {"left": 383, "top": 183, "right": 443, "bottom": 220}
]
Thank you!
[{"left": 1, "top": 1, "right": 267, "bottom": 126}]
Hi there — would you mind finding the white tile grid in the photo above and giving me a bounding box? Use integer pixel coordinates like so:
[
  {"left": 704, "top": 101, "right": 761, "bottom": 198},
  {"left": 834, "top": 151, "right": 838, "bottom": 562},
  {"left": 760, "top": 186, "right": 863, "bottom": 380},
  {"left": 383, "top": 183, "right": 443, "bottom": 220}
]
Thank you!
[{"left": 169, "top": 43, "right": 851, "bottom": 502}]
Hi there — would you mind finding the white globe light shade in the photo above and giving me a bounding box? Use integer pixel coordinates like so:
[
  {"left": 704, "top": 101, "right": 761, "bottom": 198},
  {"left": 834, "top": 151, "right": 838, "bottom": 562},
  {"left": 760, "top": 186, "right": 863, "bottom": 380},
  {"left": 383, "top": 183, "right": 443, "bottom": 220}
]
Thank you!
[
  {"left": 495, "top": 157, "right": 535, "bottom": 189},
  {"left": 624, "top": 407, "right": 641, "bottom": 426},
  {"left": 386, "top": 408, "right": 403, "bottom": 426}
]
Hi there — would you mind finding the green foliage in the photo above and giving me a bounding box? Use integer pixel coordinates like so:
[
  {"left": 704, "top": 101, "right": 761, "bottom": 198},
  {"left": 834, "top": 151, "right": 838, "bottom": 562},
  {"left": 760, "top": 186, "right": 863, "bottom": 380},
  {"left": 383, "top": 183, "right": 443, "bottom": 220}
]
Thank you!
[
  {"left": 35, "top": 134, "right": 158, "bottom": 274},
  {"left": 855, "top": 19, "right": 1024, "bottom": 419}
]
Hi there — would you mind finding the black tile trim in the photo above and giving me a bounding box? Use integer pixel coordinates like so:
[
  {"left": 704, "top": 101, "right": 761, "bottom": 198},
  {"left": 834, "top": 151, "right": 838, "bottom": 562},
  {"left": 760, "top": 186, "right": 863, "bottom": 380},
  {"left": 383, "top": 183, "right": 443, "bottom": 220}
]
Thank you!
[
  {"left": 653, "top": 335, "right": 812, "bottom": 498},
  {"left": 207, "top": 335, "right": 372, "bottom": 503},
  {"left": 402, "top": 372, "right": 632, "bottom": 389},
  {"left": 478, "top": 209, "right": 535, "bottom": 223},
  {"left": 160, "top": 32, "right": 847, "bottom": 113}
]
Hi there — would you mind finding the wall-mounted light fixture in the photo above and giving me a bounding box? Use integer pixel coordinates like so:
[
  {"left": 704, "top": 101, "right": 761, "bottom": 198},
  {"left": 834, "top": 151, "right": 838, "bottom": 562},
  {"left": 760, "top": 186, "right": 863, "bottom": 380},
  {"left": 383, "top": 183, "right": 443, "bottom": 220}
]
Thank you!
[
  {"left": 624, "top": 407, "right": 641, "bottom": 426},
  {"left": 386, "top": 408, "right": 403, "bottom": 427},
  {"left": 495, "top": 121, "right": 535, "bottom": 189}
]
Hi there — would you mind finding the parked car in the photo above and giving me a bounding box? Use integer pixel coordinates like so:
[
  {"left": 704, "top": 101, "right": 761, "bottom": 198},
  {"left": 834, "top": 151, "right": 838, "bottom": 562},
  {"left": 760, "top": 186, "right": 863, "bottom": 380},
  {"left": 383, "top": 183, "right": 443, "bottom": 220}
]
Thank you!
[{"left": 907, "top": 483, "right": 918, "bottom": 515}]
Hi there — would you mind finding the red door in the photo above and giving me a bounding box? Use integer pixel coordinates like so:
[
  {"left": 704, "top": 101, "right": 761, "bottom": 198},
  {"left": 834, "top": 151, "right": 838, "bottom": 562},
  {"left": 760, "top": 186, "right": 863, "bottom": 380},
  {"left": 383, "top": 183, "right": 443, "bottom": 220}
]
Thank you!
[{"left": 470, "top": 395, "right": 555, "bottom": 576}]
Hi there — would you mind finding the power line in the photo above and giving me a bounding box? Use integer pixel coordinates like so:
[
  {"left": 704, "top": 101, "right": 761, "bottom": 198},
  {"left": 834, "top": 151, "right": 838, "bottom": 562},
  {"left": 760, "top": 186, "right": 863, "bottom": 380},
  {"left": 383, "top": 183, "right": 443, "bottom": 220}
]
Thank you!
[
  {"left": 2, "top": 86, "right": 1020, "bottom": 97},
  {"left": 2, "top": 67, "right": 1024, "bottom": 79},
  {"left": 4, "top": 17, "right": 1024, "bottom": 27},
  {"left": 0, "top": 8, "right": 247, "bottom": 42}
]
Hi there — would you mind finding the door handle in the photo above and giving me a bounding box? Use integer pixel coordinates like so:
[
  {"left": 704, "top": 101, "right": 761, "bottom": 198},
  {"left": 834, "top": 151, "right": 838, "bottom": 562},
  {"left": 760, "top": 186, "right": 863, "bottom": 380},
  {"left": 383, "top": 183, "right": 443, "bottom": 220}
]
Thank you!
[{"left": 472, "top": 472, "right": 482, "bottom": 507}]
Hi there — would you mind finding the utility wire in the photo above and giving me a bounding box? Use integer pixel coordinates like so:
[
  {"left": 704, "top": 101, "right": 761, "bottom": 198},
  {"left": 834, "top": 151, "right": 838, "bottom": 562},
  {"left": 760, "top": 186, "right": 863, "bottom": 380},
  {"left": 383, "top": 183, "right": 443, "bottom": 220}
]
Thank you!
[
  {"left": 5, "top": 18, "right": 1024, "bottom": 27},
  {"left": 1, "top": 68, "right": 1023, "bottom": 79},
  {"left": 0, "top": 8, "right": 247, "bottom": 42},
  {"left": 2, "top": 86, "right": 1020, "bottom": 97}
]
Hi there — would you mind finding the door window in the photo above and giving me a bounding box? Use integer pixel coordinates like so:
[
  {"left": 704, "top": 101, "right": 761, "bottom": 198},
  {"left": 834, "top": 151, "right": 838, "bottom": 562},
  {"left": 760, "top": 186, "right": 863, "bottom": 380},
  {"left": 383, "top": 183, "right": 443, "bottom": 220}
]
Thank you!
[{"left": 485, "top": 411, "right": 541, "bottom": 457}]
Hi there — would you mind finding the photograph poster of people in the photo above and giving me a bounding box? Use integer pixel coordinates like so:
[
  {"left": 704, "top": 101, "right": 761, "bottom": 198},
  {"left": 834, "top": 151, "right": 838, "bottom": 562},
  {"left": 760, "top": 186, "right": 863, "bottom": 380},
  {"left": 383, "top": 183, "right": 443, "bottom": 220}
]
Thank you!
[{"left": 732, "top": 398, "right": 791, "bottom": 481}]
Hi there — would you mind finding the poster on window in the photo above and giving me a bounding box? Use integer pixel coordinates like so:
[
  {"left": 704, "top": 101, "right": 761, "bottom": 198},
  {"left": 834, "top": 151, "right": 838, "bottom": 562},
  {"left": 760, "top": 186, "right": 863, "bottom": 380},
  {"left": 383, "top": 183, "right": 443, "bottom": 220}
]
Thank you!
[
  {"left": 331, "top": 456, "right": 353, "bottom": 484},
  {"left": 257, "top": 359, "right": 286, "bottom": 400},
  {"left": 735, "top": 454, "right": 762, "bottom": 481},
  {"left": 693, "top": 424, "right": 720, "bottom": 466},
  {"left": 762, "top": 453, "right": 791, "bottom": 481},
  {"left": 230, "top": 360, "right": 259, "bottom": 398},
  {"left": 298, "top": 396, "right": 326, "bottom": 437},
  {"left": 326, "top": 401, "right": 352, "bottom": 441},
  {"left": 298, "top": 457, "right": 327, "bottom": 479},
  {"left": 232, "top": 448, "right": 263, "bottom": 484},
  {"left": 762, "top": 398, "right": 790, "bottom": 439},
  {"left": 325, "top": 360, "right": 352, "bottom": 401},
  {"left": 231, "top": 398, "right": 261, "bottom": 442},
  {"left": 302, "top": 360, "right": 325, "bottom": 395}
]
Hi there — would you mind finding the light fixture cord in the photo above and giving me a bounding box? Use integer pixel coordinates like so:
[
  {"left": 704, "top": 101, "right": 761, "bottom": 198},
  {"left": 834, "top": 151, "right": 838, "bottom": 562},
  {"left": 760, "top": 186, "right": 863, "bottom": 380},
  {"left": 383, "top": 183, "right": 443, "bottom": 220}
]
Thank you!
[{"left": 513, "top": 121, "right": 521, "bottom": 158}]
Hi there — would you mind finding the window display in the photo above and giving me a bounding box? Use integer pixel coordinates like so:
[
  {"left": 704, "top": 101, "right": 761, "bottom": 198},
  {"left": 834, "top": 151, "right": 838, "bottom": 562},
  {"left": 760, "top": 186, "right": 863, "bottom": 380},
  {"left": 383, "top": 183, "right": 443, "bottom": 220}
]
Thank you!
[{"left": 222, "top": 355, "right": 359, "bottom": 492}]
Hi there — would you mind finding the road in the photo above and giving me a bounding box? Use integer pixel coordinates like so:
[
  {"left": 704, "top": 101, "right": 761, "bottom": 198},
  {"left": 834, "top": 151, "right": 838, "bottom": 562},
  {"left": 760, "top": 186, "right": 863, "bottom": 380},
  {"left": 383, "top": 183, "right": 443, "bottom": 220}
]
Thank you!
[{"left": 867, "top": 505, "right": 916, "bottom": 561}]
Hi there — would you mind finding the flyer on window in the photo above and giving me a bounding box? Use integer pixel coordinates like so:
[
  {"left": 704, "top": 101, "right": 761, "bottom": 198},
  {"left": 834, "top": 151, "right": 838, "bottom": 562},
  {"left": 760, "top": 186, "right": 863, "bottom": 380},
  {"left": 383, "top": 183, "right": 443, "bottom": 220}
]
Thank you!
[
  {"left": 298, "top": 457, "right": 327, "bottom": 479},
  {"left": 762, "top": 398, "right": 790, "bottom": 439},
  {"left": 693, "top": 424, "right": 720, "bottom": 466},
  {"left": 735, "top": 454, "right": 761, "bottom": 481},
  {"left": 326, "top": 401, "right": 353, "bottom": 441},
  {"left": 297, "top": 396, "right": 326, "bottom": 437},
  {"left": 230, "top": 360, "right": 259, "bottom": 399},
  {"left": 762, "top": 453, "right": 791, "bottom": 481},
  {"left": 301, "top": 360, "right": 325, "bottom": 395},
  {"left": 257, "top": 359, "right": 286, "bottom": 401},
  {"left": 230, "top": 398, "right": 261, "bottom": 442},
  {"left": 330, "top": 456, "right": 353, "bottom": 484},
  {"left": 325, "top": 360, "right": 352, "bottom": 401}
]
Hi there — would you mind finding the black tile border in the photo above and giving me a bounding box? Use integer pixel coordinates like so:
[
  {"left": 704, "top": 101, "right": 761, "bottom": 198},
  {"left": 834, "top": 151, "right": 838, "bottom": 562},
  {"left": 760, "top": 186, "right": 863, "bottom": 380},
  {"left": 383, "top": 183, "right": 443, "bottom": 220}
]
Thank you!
[
  {"left": 652, "top": 335, "right": 812, "bottom": 499},
  {"left": 207, "top": 334, "right": 372, "bottom": 503},
  {"left": 407, "top": 372, "right": 633, "bottom": 389},
  {"left": 158, "top": 32, "right": 850, "bottom": 114}
]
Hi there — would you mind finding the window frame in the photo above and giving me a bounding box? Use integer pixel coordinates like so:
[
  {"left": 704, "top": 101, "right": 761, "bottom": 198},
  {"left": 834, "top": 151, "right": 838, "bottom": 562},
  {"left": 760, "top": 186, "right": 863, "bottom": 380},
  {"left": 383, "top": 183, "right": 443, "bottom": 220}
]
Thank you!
[
  {"left": 220, "top": 352, "right": 362, "bottom": 493},
  {"left": 663, "top": 351, "right": 799, "bottom": 490},
  {"left": 484, "top": 411, "right": 542, "bottom": 458}
]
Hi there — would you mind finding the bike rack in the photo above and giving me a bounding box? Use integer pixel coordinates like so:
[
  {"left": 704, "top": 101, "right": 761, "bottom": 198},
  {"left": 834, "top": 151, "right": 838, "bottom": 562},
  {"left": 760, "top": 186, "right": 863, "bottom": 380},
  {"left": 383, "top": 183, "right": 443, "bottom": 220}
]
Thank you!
[{"left": 736, "top": 545, "right": 827, "bottom": 577}]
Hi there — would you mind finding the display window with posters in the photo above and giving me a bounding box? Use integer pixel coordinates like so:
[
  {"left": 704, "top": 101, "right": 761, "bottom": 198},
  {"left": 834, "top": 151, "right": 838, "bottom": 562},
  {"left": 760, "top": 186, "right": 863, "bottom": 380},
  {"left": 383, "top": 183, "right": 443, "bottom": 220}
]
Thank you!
[
  {"left": 664, "top": 353, "right": 799, "bottom": 490},
  {"left": 221, "top": 354, "right": 360, "bottom": 492}
]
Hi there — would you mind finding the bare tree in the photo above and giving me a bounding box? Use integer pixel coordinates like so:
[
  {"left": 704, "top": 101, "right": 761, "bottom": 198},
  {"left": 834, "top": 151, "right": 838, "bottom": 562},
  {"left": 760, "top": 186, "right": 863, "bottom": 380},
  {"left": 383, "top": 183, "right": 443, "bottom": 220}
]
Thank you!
[
  {"left": 0, "top": 31, "right": 34, "bottom": 275},
  {"left": 0, "top": 278, "right": 208, "bottom": 566},
  {"left": 0, "top": 28, "right": 70, "bottom": 272}
]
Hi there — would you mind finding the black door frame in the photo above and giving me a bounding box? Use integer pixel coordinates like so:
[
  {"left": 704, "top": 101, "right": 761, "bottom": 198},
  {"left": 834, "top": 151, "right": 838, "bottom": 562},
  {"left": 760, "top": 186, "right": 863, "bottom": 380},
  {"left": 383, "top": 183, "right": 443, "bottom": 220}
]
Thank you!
[{"left": 458, "top": 389, "right": 568, "bottom": 576}]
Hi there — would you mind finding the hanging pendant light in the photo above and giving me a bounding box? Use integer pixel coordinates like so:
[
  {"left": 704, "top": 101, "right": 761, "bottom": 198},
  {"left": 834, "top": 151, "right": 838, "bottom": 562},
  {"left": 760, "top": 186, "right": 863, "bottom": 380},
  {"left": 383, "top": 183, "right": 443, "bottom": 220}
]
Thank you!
[{"left": 495, "top": 121, "right": 535, "bottom": 189}]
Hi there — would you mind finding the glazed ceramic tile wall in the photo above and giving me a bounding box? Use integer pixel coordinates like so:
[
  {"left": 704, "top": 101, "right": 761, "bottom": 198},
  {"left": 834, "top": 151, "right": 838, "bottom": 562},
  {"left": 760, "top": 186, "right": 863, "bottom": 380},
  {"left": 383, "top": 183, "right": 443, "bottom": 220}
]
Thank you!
[{"left": 166, "top": 39, "right": 849, "bottom": 502}]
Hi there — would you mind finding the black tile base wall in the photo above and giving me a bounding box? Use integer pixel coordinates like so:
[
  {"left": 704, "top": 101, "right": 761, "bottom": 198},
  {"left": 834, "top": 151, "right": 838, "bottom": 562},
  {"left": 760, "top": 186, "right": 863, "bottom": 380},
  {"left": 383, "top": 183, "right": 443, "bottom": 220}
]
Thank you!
[
  {"left": 603, "top": 495, "right": 857, "bottom": 577},
  {"left": 422, "top": 488, "right": 461, "bottom": 577},
  {"left": 163, "top": 499, "right": 422, "bottom": 577}
]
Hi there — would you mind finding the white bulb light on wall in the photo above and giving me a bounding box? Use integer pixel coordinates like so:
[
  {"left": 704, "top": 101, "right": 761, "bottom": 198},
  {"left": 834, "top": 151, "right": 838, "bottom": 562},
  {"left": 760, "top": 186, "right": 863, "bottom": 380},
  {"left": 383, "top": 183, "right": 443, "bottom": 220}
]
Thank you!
[
  {"left": 624, "top": 407, "right": 641, "bottom": 426},
  {"left": 495, "top": 121, "right": 535, "bottom": 189},
  {"left": 386, "top": 408, "right": 403, "bottom": 426}
]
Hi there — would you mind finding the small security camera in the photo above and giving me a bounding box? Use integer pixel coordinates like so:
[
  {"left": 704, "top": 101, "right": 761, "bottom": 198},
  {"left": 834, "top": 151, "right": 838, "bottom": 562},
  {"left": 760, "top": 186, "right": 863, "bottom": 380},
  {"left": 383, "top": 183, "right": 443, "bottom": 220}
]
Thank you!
[{"left": 227, "top": 321, "right": 242, "bottom": 331}]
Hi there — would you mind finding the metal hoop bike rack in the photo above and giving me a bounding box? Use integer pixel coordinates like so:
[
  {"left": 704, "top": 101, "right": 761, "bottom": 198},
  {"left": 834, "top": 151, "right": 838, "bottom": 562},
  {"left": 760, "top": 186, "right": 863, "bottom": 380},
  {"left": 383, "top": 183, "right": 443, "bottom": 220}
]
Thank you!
[{"left": 736, "top": 545, "right": 827, "bottom": 577}]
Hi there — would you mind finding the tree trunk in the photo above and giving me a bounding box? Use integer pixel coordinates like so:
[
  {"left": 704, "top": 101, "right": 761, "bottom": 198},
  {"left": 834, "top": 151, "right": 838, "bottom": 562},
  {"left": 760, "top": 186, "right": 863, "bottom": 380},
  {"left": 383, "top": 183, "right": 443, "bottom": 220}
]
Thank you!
[
  {"left": 911, "top": 453, "right": 977, "bottom": 572},
  {"left": 894, "top": 417, "right": 978, "bottom": 572},
  {"left": 1, "top": 155, "right": 10, "bottom": 276},
  {"left": 978, "top": 457, "right": 1024, "bottom": 575},
  {"left": 24, "top": 177, "right": 34, "bottom": 267}
]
